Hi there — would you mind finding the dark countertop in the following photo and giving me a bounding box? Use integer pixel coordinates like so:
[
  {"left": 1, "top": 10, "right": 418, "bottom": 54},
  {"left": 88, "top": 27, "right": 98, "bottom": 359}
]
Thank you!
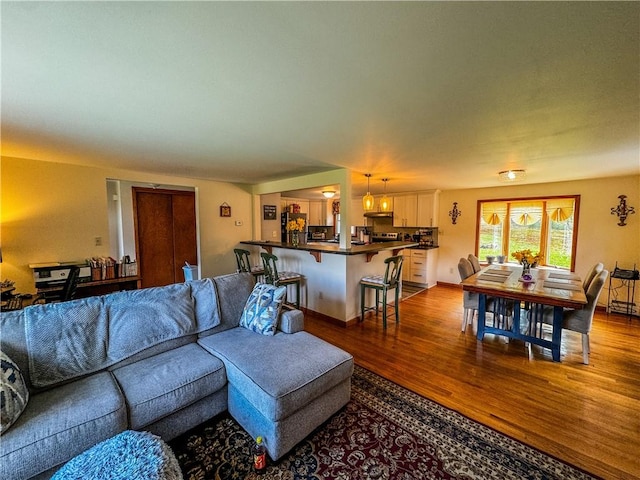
[{"left": 240, "top": 240, "right": 420, "bottom": 256}]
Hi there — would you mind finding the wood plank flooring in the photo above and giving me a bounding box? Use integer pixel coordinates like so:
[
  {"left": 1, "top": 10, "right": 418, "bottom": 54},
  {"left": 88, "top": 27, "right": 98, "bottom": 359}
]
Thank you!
[{"left": 305, "top": 284, "right": 640, "bottom": 480}]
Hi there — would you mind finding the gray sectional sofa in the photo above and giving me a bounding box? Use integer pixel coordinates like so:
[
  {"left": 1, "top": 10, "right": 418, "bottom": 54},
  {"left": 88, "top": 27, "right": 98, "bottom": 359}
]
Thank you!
[{"left": 0, "top": 272, "right": 354, "bottom": 479}]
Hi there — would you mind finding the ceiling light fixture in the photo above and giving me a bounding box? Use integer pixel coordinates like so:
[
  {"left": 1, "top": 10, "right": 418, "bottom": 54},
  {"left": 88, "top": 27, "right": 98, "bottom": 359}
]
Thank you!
[
  {"left": 362, "top": 173, "right": 375, "bottom": 211},
  {"left": 322, "top": 190, "right": 336, "bottom": 199},
  {"left": 379, "top": 178, "right": 391, "bottom": 212},
  {"left": 498, "top": 169, "right": 526, "bottom": 181}
]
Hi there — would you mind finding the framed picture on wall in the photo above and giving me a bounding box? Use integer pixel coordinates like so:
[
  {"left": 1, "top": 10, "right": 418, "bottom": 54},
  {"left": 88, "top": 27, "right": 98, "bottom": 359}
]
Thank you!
[
  {"left": 220, "top": 203, "right": 231, "bottom": 217},
  {"left": 263, "top": 205, "right": 277, "bottom": 220}
]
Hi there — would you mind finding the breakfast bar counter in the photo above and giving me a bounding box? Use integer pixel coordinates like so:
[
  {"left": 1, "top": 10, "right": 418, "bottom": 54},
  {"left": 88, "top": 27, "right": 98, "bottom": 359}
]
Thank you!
[
  {"left": 238, "top": 240, "right": 424, "bottom": 323},
  {"left": 240, "top": 240, "right": 419, "bottom": 263}
]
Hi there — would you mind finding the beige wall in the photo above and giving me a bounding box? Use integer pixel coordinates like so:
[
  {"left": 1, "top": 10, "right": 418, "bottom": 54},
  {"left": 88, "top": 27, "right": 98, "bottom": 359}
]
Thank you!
[
  {"left": 3, "top": 155, "right": 639, "bottom": 310},
  {"left": 436, "top": 175, "right": 640, "bottom": 307},
  {"left": 1, "top": 157, "right": 254, "bottom": 293}
]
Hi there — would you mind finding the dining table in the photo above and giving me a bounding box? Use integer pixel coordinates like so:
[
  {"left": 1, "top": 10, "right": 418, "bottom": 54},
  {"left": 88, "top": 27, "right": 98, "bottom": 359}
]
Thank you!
[{"left": 461, "top": 264, "right": 588, "bottom": 362}]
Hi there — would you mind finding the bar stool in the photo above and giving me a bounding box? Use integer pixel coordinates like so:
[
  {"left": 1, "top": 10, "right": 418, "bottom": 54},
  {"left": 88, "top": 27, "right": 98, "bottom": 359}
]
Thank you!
[
  {"left": 359, "top": 255, "right": 404, "bottom": 328},
  {"left": 234, "top": 248, "right": 265, "bottom": 282},
  {"left": 260, "top": 252, "right": 303, "bottom": 309}
]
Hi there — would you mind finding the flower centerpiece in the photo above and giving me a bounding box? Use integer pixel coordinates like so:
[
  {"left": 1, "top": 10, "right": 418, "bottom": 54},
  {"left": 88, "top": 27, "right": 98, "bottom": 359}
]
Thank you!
[
  {"left": 511, "top": 249, "right": 541, "bottom": 279},
  {"left": 286, "top": 217, "right": 306, "bottom": 247}
]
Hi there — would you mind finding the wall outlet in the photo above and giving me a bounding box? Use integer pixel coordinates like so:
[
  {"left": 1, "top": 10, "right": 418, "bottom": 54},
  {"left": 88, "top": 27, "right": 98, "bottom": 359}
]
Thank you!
[
  {"left": 95, "top": 236, "right": 102, "bottom": 246},
  {"left": 449, "top": 267, "right": 454, "bottom": 274},
  {"left": 272, "top": 231, "right": 277, "bottom": 238},
  {"left": 235, "top": 220, "right": 243, "bottom": 226},
  {"left": 319, "top": 291, "right": 324, "bottom": 300}
]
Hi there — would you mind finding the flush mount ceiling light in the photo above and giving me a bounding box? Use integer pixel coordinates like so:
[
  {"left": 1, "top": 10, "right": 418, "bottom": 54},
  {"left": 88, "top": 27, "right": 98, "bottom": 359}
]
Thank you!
[
  {"left": 362, "top": 173, "right": 375, "bottom": 211},
  {"left": 379, "top": 178, "right": 391, "bottom": 212},
  {"left": 498, "top": 169, "right": 526, "bottom": 181},
  {"left": 322, "top": 190, "right": 336, "bottom": 199}
]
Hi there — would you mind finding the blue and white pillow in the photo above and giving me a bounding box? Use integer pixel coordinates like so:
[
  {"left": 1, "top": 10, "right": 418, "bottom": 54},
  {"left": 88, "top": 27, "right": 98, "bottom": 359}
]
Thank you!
[
  {"left": 1, "top": 350, "right": 29, "bottom": 435},
  {"left": 239, "top": 283, "right": 287, "bottom": 336}
]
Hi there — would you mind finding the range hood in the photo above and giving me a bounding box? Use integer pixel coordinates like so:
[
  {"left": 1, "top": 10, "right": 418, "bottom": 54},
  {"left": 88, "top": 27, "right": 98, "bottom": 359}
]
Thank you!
[{"left": 364, "top": 211, "right": 393, "bottom": 218}]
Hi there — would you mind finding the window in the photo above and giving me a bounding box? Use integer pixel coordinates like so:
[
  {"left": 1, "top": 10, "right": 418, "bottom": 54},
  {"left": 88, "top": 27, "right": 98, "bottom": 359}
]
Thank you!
[{"left": 476, "top": 196, "right": 579, "bottom": 270}]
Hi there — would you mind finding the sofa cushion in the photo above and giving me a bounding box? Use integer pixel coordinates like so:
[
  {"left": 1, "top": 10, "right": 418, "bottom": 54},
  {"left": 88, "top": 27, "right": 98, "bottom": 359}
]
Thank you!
[
  {"left": 0, "top": 372, "right": 127, "bottom": 480},
  {"left": 198, "top": 328, "right": 354, "bottom": 422},
  {"left": 24, "top": 296, "right": 108, "bottom": 388},
  {"left": 107, "top": 283, "right": 196, "bottom": 362},
  {"left": 199, "top": 273, "right": 255, "bottom": 336},
  {"left": 0, "top": 350, "right": 29, "bottom": 435},
  {"left": 190, "top": 278, "right": 221, "bottom": 332},
  {"left": 239, "top": 283, "right": 287, "bottom": 336},
  {"left": 111, "top": 343, "right": 226, "bottom": 430}
]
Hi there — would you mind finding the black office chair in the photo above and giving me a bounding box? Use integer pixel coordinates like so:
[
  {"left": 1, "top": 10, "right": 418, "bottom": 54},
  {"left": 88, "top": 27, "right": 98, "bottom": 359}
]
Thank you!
[{"left": 35, "top": 266, "right": 81, "bottom": 304}]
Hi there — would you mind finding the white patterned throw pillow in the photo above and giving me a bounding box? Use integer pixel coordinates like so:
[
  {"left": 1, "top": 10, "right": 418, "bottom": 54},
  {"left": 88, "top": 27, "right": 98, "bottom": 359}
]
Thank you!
[
  {"left": 239, "top": 283, "right": 287, "bottom": 336},
  {"left": 1, "top": 350, "right": 29, "bottom": 435}
]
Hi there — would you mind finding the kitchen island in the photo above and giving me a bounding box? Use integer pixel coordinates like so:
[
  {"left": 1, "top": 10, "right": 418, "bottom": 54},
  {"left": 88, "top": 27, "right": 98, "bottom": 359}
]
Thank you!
[{"left": 240, "top": 239, "right": 422, "bottom": 324}]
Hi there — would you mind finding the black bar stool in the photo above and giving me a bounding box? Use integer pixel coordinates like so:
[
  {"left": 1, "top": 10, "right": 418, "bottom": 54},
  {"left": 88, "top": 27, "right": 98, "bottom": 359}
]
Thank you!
[
  {"left": 234, "top": 248, "right": 265, "bottom": 282},
  {"left": 260, "top": 252, "right": 303, "bottom": 309},
  {"left": 359, "top": 255, "right": 404, "bottom": 328}
]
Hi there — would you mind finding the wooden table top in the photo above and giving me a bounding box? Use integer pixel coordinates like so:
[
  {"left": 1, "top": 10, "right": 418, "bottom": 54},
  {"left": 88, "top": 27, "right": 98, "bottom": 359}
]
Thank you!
[{"left": 461, "top": 265, "right": 588, "bottom": 309}]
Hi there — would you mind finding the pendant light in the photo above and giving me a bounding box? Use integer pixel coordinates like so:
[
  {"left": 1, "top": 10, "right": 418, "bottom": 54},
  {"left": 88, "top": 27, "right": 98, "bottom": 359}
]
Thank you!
[
  {"left": 362, "top": 173, "right": 374, "bottom": 211},
  {"left": 379, "top": 178, "right": 391, "bottom": 212}
]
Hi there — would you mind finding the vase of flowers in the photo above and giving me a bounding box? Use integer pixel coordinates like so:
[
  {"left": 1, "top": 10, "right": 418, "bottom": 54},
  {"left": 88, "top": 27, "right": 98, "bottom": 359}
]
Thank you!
[
  {"left": 287, "top": 218, "right": 306, "bottom": 247},
  {"left": 511, "top": 249, "right": 541, "bottom": 278}
]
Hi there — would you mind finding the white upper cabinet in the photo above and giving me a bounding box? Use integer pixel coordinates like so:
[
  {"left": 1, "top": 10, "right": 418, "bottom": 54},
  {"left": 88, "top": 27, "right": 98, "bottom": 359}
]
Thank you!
[
  {"left": 308, "top": 200, "right": 327, "bottom": 225},
  {"left": 417, "top": 192, "right": 439, "bottom": 227},
  {"left": 393, "top": 191, "right": 440, "bottom": 227}
]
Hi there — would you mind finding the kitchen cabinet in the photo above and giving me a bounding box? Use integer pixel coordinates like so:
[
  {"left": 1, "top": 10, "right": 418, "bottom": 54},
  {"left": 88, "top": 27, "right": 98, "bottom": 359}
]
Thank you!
[
  {"left": 402, "top": 248, "right": 438, "bottom": 287},
  {"left": 417, "top": 192, "right": 439, "bottom": 227},
  {"left": 281, "top": 198, "right": 309, "bottom": 216},
  {"left": 394, "top": 191, "right": 440, "bottom": 227},
  {"left": 308, "top": 200, "right": 327, "bottom": 226},
  {"left": 393, "top": 194, "right": 418, "bottom": 227}
]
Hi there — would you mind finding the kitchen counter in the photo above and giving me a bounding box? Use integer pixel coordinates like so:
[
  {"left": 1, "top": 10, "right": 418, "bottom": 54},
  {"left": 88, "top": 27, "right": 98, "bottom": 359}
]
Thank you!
[{"left": 240, "top": 240, "right": 419, "bottom": 262}]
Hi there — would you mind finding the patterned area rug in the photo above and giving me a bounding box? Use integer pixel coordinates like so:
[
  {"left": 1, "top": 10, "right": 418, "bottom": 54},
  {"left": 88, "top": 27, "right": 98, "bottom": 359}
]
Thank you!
[{"left": 169, "top": 365, "right": 597, "bottom": 480}]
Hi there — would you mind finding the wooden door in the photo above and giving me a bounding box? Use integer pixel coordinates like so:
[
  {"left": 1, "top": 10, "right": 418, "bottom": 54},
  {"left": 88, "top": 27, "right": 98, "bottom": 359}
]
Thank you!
[{"left": 133, "top": 188, "right": 197, "bottom": 288}]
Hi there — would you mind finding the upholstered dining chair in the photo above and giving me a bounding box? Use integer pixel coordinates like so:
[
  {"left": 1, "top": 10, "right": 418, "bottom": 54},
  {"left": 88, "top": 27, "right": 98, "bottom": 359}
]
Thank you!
[
  {"left": 458, "top": 258, "right": 480, "bottom": 331},
  {"left": 582, "top": 262, "right": 604, "bottom": 291},
  {"left": 359, "top": 255, "right": 404, "bottom": 329},
  {"left": 260, "top": 252, "right": 303, "bottom": 308},
  {"left": 234, "top": 248, "right": 265, "bottom": 282},
  {"left": 542, "top": 269, "right": 608, "bottom": 364},
  {"left": 458, "top": 258, "right": 508, "bottom": 333},
  {"left": 467, "top": 254, "right": 482, "bottom": 273}
]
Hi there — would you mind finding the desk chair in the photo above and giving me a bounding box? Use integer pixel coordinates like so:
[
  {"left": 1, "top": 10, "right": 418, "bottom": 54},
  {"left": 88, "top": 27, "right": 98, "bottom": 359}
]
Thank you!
[
  {"left": 234, "top": 248, "right": 265, "bottom": 282},
  {"left": 359, "top": 255, "right": 404, "bottom": 329},
  {"left": 260, "top": 252, "right": 303, "bottom": 309},
  {"left": 34, "top": 266, "right": 81, "bottom": 304}
]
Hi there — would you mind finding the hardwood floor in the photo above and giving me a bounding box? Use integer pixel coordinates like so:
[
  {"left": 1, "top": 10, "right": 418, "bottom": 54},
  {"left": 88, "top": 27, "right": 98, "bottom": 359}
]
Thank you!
[{"left": 305, "top": 284, "right": 640, "bottom": 480}]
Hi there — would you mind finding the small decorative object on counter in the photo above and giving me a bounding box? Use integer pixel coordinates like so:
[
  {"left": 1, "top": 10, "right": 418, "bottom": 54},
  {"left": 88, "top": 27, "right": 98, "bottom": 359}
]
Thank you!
[
  {"left": 253, "top": 436, "right": 267, "bottom": 474},
  {"left": 286, "top": 217, "right": 305, "bottom": 247}
]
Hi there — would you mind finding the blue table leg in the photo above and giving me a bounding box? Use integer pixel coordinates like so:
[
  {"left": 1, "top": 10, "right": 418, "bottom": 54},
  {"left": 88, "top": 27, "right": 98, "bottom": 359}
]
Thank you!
[
  {"left": 551, "top": 306, "right": 563, "bottom": 362},
  {"left": 476, "top": 293, "right": 486, "bottom": 340}
]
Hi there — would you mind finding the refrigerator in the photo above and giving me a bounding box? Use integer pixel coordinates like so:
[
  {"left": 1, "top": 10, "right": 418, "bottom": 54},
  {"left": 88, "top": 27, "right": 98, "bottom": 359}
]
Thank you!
[{"left": 281, "top": 213, "right": 307, "bottom": 243}]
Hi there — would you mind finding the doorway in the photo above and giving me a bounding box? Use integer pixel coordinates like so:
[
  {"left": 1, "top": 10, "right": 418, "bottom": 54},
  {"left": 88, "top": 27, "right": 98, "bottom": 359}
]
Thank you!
[{"left": 133, "top": 187, "right": 198, "bottom": 288}]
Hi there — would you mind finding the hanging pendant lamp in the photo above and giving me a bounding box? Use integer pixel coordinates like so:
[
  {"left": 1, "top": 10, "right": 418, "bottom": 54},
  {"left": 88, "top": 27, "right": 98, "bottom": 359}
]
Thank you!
[
  {"left": 362, "top": 174, "right": 375, "bottom": 211},
  {"left": 379, "top": 178, "right": 391, "bottom": 212}
]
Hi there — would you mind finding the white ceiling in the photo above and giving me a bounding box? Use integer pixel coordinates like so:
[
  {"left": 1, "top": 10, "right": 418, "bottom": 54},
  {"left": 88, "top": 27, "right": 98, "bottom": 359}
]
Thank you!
[{"left": 2, "top": 1, "right": 639, "bottom": 195}]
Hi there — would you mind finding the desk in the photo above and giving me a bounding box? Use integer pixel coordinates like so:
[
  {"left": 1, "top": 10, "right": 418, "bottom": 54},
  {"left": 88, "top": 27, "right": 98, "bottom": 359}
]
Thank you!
[
  {"left": 37, "top": 276, "right": 141, "bottom": 299},
  {"left": 461, "top": 265, "right": 587, "bottom": 362}
]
